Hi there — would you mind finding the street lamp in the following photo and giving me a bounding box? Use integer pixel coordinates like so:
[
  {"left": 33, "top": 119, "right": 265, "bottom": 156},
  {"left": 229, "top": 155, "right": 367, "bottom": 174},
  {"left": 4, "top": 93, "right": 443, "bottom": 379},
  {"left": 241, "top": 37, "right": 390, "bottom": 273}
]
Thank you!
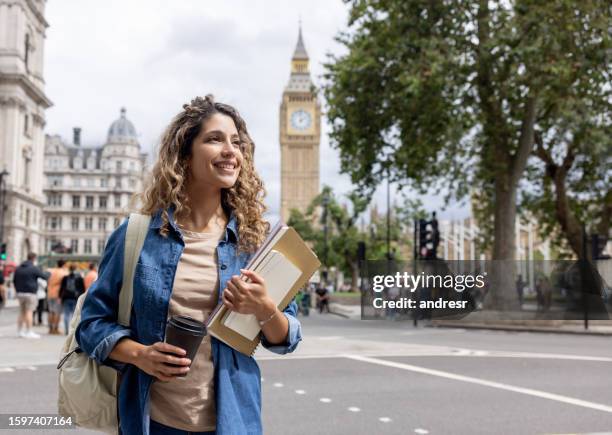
[{"left": 321, "top": 191, "right": 330, "bottom": 284}]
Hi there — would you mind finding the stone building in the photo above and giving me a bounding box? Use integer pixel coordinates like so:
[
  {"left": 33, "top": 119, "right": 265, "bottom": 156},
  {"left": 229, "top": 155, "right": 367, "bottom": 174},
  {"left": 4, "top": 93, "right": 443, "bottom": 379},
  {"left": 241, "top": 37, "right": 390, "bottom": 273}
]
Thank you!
[
  {"left": 0, "top": 0, "right": 52, "bottom": 262},
  {"left": 279, "top": 26, "right": 321, "bottom": 222},
  {"left": 43, "top": 108, "right": 147, "bottom": 258}
]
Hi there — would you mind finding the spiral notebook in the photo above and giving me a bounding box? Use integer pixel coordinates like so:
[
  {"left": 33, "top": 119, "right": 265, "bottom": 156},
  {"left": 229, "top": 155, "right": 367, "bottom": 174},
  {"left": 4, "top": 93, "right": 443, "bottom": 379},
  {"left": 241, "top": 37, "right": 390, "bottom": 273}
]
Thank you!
[{"left": 206, "top": 222, "right": 320, "bottom": 356}]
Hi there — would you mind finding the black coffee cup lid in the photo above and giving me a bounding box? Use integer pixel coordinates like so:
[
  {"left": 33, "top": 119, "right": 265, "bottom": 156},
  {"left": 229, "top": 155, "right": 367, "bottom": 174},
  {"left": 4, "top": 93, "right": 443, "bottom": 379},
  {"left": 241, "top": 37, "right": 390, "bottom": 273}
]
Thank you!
[{"left": 168, "top": 315, "right": 206, "bottom": 334}]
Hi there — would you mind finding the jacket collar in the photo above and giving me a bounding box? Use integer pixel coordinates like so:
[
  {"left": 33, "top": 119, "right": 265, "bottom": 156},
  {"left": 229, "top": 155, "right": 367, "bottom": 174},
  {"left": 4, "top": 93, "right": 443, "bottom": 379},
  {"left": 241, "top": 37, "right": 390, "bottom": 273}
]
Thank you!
[{"left": 150, "top": 205, "right": 238, "bottom": 243}]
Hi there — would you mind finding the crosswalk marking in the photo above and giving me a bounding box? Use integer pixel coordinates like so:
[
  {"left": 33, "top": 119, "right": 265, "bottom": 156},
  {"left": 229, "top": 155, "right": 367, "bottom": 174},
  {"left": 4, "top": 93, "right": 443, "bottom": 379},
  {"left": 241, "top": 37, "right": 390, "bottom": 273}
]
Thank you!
[{"left": 344, "top": 354, "right": 612, "bottom": 414}]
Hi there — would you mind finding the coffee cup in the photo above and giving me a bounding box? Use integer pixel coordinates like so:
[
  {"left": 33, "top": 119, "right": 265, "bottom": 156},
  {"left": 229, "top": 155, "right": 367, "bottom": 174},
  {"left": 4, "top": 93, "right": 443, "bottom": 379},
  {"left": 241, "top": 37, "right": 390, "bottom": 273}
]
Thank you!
[{"left": 164, "top": 315, "right": 207, "bottom": 377}]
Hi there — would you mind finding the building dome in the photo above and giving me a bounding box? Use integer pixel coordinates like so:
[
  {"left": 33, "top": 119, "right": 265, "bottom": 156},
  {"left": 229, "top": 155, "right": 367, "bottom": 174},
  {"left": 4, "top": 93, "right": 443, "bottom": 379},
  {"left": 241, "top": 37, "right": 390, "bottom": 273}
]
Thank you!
[{"left": 107, "top": 107, "right": 138, "bottom": 143}]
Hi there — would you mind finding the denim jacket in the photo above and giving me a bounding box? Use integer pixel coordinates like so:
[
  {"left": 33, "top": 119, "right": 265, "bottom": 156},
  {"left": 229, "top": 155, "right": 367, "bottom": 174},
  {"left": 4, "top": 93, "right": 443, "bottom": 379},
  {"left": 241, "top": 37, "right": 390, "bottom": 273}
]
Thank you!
[{"left": 75, "top": 208, "right": 302, "bottom": 435}]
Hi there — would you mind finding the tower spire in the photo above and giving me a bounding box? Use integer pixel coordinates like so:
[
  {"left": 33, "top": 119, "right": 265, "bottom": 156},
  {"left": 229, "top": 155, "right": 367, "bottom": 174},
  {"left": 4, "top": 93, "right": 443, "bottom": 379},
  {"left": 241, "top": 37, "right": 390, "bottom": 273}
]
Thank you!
[{"left": 292, "top": 22, "right": 309, "bottom": 60}]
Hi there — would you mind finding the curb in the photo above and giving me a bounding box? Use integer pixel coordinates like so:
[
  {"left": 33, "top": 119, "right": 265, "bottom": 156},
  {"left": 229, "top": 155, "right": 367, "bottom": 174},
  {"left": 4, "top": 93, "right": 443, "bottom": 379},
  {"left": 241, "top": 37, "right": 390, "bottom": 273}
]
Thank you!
[{"left": 430, "top": 322, "right": 612, "bottom": 336}]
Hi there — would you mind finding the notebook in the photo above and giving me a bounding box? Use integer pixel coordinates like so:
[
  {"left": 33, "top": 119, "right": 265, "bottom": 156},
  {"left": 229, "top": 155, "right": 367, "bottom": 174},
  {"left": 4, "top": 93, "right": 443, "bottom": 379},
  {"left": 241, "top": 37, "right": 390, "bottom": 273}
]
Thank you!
[
  {"left": 206, "top": 222, "right": 320, "bottom": 356},
  {"left": 222, "top": 250, "right": 302, "bottom": 340}
]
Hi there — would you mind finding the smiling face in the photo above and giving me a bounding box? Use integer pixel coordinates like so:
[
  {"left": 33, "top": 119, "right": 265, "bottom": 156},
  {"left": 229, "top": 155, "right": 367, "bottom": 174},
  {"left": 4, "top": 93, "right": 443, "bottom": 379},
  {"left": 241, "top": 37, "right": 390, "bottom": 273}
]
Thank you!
[{"left": 187, "top": 113, "right": 244, "bottom": 190}]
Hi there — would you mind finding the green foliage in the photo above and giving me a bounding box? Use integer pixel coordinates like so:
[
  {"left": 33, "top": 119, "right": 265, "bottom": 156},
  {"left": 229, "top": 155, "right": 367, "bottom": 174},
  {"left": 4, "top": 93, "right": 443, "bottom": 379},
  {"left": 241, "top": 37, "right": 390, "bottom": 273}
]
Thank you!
[
  {"left": 323, "top": 0, "right": 610, "bottom": 260},
  {"left": 288, "top": 186, "right": 367, "bottom": 275}
]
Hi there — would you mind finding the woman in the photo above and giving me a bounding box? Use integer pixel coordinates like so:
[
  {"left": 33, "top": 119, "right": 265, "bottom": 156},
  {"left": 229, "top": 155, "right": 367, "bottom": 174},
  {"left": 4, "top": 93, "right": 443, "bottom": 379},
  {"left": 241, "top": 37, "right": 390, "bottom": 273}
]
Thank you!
[{"left": 76, "top": 95, "right": 302, "bottom": 435}]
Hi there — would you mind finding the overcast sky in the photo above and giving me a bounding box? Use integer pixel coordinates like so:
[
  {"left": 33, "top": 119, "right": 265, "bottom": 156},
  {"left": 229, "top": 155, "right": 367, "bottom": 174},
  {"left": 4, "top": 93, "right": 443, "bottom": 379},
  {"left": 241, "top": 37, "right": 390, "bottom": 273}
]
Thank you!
[{"left": 44, "top": 0, "right": 469, "bottom": 224}]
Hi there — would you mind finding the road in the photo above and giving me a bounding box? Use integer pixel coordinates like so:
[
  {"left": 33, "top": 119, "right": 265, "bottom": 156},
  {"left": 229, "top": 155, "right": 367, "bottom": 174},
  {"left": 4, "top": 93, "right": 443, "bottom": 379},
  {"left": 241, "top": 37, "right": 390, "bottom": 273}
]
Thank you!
[{"left": 0, "top": 306, "right": 611, "bottom": 434}]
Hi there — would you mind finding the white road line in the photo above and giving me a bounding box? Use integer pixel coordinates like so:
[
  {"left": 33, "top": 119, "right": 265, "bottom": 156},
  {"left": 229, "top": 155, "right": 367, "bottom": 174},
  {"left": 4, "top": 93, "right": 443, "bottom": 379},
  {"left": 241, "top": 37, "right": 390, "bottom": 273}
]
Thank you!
[
  {"left": 295, "top": 389, "right": 306, "bottom": 395},
  {"left": 319, "top": 398, "right": 332, "bottom": 403},
  {"left": 257, "top": 351, "right": 612, "bottom": 362},
  {"left": 0, "top": 367, "right": 15, "bottom": 373},
  {"left": 347, "top": 407, "right": 360, "bottom": 412},
  {"left": 378, "top": 417, "right": 392, "bottom": 423},
  {"left": 414, "top": 429, "right": 429, "bottom": 434},
  {"left": 318, "top": 336, "right": 344, "bottom": 340},
  {"left": 273, "top": 382, "right": 283, "bottom": 388},
  {"left": 344, "top": 354, "right": 612, "bottom": 414}
]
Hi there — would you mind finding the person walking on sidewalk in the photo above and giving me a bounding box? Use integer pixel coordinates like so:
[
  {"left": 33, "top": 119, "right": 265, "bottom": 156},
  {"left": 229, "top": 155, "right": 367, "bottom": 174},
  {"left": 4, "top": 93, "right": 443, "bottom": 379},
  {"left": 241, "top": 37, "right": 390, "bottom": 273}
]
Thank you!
[
  {"left": 59, "top": 264, "right": 85, "bottom": 335},
  {"left": 47, "top": 259, "right": 68, "bottom": 335},
  {"left": 516, "top": 274, "right": 525, "bottom": 308},
  {"left": 34, "top": 277, "right": 47, "bottom": 326},
  {"left": 76, "top": 95, "right": 302, "bottom": 435},
  {"left": 83, "top": 263, "right": 98, "bottom": 292},
  {"left": 13, "top": 252, "right": 49, "bottom": 338}
]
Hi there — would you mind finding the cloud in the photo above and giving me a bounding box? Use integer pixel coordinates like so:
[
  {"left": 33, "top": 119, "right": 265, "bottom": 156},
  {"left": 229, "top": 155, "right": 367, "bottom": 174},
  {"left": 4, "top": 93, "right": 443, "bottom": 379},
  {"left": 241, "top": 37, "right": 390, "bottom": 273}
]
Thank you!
[{"left": 43, "top": 0, "right": 469, "bottom": 222}]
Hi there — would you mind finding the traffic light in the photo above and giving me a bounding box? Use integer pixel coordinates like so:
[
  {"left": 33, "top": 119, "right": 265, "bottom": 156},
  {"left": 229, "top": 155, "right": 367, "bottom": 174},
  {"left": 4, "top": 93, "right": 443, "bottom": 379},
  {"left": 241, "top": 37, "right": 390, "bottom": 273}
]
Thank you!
[
  {"left": 0, "top": 242, "right": 6, "bottom": 261},
  {"left": 357, "top": 241, "right": 366, "bottom": 262},
  {"left": 418, "top": 213, "right": 440, "bottom": 260},
  {"left": 418, "top": 219, "right": 430, "bottom": 258}
]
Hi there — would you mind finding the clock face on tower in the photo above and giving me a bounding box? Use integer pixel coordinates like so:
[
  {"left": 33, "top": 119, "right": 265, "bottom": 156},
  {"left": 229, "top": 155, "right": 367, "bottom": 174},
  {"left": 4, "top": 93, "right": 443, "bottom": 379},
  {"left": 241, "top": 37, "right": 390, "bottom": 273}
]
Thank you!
[{"left": 290, "top": 109, "right": 312, "bottom": 131}]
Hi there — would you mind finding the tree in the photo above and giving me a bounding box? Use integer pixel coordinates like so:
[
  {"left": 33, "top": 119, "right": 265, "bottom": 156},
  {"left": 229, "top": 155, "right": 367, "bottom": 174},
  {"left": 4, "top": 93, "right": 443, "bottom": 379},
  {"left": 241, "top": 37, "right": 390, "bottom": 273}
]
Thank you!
[
  {"left": 523, "top": 58, "right": 611, "bottom": 258},
  {"left": 288, "top": 186, "right": 369, "bottom": 290},
  {"left": 323, "top": 0, "right": 610, "bottom": 308}
]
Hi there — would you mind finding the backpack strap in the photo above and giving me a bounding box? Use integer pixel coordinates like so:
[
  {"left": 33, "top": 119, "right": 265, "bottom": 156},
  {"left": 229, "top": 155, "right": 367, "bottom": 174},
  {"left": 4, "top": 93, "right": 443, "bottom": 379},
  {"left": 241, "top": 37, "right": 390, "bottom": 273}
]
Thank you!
[{"left": 117, "top": 214, "right": 151, "bottom": 327}]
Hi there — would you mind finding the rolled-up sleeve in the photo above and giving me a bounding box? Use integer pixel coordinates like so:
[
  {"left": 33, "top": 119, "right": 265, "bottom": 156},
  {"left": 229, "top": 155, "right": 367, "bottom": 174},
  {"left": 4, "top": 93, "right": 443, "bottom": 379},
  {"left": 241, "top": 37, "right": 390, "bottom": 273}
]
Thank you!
[
  {"left": 75, "top": 220, "right": 132, "bottom": 371},
  {"left": 260, "top": 299, "right": 302, "bottom": 355}
]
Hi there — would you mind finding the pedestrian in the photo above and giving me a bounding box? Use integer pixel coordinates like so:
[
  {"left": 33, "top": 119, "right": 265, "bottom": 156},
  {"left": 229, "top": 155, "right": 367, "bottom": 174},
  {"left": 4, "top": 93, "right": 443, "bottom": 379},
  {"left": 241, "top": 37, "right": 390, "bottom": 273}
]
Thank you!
[
  {"left": 34, "top": 276, "right": 47, "bottom": 326},
  {"left": 535, "top": 277, "right": 544, "bottom": 312},
  {"left": 13, "top": 252, "right": 49, "bottom": 339},
  {"left": 47, "top": 259, "right": 68, "bottom": 335},
  {"left": 315, "top": 284, "right": 330, "bottom": 313},
  {"left": 516, "top": 274, "right": 525, "bottom": 307},
  {"left": 76, "top": 95, "right": 302, "bottom": 435},
  {"left": 59, "top": 264, "right": 85, "bottom": 335},
  {"left": 386, "top": 285, "right": 400, "bottom": 319},
  {"left": 83, "top": 262, "right": 98, "bottom": 292}
]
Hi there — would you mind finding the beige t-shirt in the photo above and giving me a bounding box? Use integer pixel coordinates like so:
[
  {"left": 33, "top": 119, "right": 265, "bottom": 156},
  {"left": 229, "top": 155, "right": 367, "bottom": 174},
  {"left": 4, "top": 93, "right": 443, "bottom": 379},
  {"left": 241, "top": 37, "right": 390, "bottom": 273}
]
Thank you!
[{"left": 149, "top": 226, "right": 224, "bottom": 432}]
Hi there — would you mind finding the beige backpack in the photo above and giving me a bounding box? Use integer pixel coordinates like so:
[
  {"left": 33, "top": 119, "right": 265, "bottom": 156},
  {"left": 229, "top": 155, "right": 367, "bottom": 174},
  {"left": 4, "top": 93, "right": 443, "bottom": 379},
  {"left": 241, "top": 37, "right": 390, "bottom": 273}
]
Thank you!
[{"left": 57, "top": 213, "right": 150, "bottom": 434}]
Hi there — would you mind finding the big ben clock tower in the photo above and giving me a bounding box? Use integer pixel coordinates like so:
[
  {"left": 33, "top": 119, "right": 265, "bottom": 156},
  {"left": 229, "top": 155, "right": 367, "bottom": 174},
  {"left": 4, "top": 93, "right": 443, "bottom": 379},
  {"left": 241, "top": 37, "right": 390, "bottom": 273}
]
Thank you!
[{"left": 279, "top": 26, "right": 321, "bottom": 222}]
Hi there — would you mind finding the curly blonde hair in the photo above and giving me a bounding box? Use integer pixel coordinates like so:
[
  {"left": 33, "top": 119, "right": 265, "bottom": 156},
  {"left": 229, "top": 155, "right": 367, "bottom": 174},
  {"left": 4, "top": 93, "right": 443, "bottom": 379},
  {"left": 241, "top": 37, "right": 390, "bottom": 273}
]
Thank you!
[{"left": 138, "top": 95, "right": 269, "bottom": 253}]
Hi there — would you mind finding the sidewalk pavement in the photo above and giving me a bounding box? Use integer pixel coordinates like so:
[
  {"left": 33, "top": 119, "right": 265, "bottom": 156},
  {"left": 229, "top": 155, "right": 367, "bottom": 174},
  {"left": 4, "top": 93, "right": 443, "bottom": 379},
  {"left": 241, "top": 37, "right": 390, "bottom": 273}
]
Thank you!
[{"left": 329, "top": 302, "right": 612, "bottom": 336}]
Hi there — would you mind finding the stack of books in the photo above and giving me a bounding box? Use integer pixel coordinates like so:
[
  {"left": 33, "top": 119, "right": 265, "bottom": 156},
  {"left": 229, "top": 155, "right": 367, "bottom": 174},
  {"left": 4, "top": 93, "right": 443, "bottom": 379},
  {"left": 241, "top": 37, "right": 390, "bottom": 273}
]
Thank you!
[{"left": 206, "top": 221, "right": 320, "bottom": 356}]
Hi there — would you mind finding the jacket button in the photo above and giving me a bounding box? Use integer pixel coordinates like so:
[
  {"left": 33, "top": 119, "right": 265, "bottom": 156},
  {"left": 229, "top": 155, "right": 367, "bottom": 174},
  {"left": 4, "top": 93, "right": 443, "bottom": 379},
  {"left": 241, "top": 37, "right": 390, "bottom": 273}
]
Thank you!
[{"left": 220, "top": 264, "right": 227, "bottom": 270}]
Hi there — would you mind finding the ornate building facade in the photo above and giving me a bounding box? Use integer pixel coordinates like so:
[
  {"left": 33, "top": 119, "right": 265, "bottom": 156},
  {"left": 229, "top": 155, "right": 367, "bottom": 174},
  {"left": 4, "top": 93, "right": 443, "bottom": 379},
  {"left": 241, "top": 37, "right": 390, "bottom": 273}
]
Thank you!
[
  {"left": 0, "top": 0, "right": 52, "bottom": 262},
  {"left": 43, "top": 108, "right": 147, "bottom": 258},
  {"left": 279, "top": 26, "right": 321, "bottom": 222}
]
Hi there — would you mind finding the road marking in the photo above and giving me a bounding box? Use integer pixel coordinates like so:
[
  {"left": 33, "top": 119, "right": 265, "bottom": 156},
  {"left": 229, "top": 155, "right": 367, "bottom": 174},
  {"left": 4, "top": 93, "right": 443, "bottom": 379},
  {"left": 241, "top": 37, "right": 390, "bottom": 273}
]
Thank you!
[
  {"left": 318, "top": 336, "right": 343, "bottom": 340},
  {"left": 273, "top": 382, "right": 283, "bottom": 388},
  {"left": 257, "top": 350, "right": 612, "bottom": 362},
  {"left": 0, "top": 367, "right": 15, "bottom": 373},
  {"left": 319, "top": 397, "right": 332, "bottom": 403},
  {"left": 347, "top": 406, "right": 360, "bottom": 412},
  {"left": 344, "top": 354, "right": 612, "bottom": 414},
  {"left": 295, "top": 389, "right": 306, "bottom": 395},
  {"left": 414, "top": 429, "right": 429, "bottom": 434},
  {"left": 379, "top": 417, "right": 392, "bottom": 423}
]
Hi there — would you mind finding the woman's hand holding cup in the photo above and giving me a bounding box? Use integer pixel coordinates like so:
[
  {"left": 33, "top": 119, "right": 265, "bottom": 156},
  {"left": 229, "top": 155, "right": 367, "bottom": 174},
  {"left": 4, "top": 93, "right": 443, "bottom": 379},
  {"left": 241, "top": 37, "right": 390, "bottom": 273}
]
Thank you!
[{"left": 135, "top": 342, "right": 191, "bottom": 382}]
